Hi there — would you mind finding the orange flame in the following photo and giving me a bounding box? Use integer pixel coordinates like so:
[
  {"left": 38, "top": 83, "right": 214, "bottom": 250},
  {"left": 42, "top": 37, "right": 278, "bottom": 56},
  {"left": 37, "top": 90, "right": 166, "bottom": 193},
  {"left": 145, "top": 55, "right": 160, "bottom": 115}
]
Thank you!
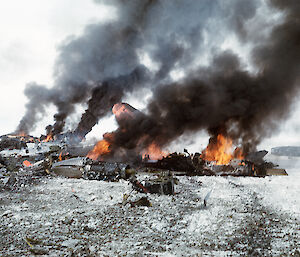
[
  {"left": 202, "top": 134, "right": 244, "bottom": 165},
  {"left": 43, "top": 134, "right": 53, "bottom": 142},
  {"left": 233, "top": 147, "right": 244, "bottom": 160},
  {"left": 87, "top": 139, "right": 111, "bottom": 160},
  {"left": 58, "top": 152, "right": 63, "bottom": 161},
  {"left": 141, "top": 142, "right": 168, "bottom": 160},
  {"left": 23, "top": 160, "right": 32, "bottom": 167},
  {"left": 17, "top": 131, "right": 27, "bottom": 137}
]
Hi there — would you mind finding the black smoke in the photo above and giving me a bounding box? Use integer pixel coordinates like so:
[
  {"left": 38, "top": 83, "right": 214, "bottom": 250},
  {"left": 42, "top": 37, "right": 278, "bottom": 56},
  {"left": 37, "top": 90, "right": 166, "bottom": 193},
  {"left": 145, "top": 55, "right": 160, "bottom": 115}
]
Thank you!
[
  {"left": 74, "top": 65, "right": 149, "bottom": 139},
  {"left": 16, "top": 0, "right": 259, "bottom": 135},
  {"left": 16, "top": 0, "right": 299, "bottom": 157},
  {"left": 96, "top": 0, "right": 300, "bottom": 157},
  {"left": 144, "top": 0, "right": 300, "bottom": 153}
]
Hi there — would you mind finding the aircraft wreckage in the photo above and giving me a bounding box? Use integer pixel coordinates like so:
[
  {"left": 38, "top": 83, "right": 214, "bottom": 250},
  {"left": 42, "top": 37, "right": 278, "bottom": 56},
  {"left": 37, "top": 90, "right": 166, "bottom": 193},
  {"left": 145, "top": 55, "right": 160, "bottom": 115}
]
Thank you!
[{"left": 0, "top": 131, "right": 287, "bottom": 196}]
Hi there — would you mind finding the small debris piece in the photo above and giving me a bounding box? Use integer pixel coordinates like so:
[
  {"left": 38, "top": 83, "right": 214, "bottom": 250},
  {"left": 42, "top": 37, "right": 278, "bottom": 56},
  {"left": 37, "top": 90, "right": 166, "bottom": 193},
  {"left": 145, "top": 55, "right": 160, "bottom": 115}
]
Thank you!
[
  {"left": 144, "top": 172, "right": 176, "bottom": 195},
  {"left": 51, "top": 157, "right": 85, "bottom": 178},
  {"left": 29, "top": 248, "right": 48, "bottom": 255},
  {"left": 130, "top": 197, "right": 152, "bottom": 207},
  {"left": 1, "top": 210, "right": 13, "bottom": 218},
  {"left": 266, "top": 168, "right": 288, "bottom": 176},
  {"left": 83, "top": 225, "right": 96, "bottom": 232},
  {"left": 25, "top": 237, "right": 42, "bottom": 246},
  {"left": 130, "top": 176, "right": 149, "bottom": 193},
  {"left": 204, "top": 189, "right": 213, "bottom": 207}
]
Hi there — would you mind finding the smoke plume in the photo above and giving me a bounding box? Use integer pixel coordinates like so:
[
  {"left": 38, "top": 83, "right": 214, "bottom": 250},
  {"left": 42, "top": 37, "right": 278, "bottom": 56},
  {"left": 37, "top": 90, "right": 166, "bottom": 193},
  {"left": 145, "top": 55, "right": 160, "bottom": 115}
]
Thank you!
[
  {"left": 16, "top": 0, "right": 299, "bottom": 157},
  {"left": 16, "top": 0, "right": 259, "bottom": 135},
  {"left": 74, "top": 65, "right": 149, "bottom": 139},
  {"left": 94, "top": 0, "right": 299, "bottom": 157}
]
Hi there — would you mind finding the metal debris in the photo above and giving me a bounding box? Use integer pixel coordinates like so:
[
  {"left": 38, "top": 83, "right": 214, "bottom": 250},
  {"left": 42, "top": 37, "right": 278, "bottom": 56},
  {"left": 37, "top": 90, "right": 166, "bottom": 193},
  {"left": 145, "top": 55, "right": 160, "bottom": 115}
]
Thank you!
[{"left": 129, "top": 197, "right": 152, "bottom": 207}]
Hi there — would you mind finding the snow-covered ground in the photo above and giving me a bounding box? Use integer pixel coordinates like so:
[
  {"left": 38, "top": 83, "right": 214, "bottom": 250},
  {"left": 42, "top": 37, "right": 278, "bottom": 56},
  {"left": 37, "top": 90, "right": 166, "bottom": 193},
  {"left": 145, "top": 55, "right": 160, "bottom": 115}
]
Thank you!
[{"left": 0, "top": 157, "right": 299, "bottom": 256}]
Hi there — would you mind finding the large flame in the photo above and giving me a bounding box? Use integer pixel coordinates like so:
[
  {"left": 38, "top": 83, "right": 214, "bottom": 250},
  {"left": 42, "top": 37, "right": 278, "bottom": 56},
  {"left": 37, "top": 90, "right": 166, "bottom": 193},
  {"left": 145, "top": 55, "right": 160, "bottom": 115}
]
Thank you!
[
  {"left": 141, "top": 142, "right": 167, "bottom": 160},
  {"left": 202, "top": 134, "right": 244, "bottom": 165},
  {"left": 89, "top": 104, "right": 167, "bottom": 161},
  {"left": 87, "top": 139, "right": 111, "bottom": 160}
]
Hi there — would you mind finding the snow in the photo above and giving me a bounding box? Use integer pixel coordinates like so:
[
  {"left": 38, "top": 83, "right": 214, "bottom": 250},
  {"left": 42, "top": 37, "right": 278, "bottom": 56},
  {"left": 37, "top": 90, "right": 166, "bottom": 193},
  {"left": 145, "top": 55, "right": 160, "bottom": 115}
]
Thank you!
[
  {"left": 0, "top": 159, "right": 299, "bottom": 256},
  {"left": 0, "top": 142, "right": 54, "bottom": 157}
]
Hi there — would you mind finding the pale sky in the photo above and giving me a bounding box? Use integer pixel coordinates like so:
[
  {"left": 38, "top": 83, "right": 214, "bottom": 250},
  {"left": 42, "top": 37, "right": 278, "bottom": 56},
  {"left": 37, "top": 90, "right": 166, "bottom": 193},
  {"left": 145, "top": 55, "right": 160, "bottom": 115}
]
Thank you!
[
  {"left": 0, "top": 0, "right": 116, "bottom": 136},
  {"left": 0, "top": 0, "right": 299, "bottom": 152}
]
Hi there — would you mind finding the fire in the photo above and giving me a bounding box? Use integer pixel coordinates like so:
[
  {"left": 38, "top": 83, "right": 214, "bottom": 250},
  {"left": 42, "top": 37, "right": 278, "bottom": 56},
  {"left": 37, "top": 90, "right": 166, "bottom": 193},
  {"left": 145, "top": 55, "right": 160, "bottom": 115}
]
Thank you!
[
  {"left": 23, "top": 160, "right": 32, "bottom": 167},
  {"left": 202, "top": 134, "right": 244, "bottom": 165},
  {"left": 87, "top": 139, "right": 111, "bottom": 160},
  {"left": 16, "top": 131, "right": 27, "bottom": 137},
  {"left": 8, "top": 132, "right": 27, "bottom": 139},
  {"left": 58, "top": 152, "right": 63, "bottom": 161},
  {"left": 141, "top": 142, "right": 167, "bottom": 160},
  {"left": 233, "top": 147, "right": 244, "bottom": 160},
  {"left": 43, "top": 133, "right": 53, "bottom": 142}
]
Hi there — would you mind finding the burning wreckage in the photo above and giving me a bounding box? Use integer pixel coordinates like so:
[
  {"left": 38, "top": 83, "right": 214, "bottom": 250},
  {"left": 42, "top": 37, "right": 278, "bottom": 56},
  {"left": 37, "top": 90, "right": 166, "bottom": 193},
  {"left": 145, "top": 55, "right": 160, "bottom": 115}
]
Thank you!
[
  {"left": 0, "top": 104, "right": 287, "bottom": 197},
  {"left": 0, "top": 0, "right": 296, "bottom": 214}
]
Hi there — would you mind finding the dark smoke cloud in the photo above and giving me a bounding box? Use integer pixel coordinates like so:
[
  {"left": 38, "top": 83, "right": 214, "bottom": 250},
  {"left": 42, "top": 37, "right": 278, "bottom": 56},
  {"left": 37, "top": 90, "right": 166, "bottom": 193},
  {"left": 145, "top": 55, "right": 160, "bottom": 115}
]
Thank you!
[
  {"left": 100, "top": 0, "right": 299, "bottom": 158},
  {"left": 16, "top": 82, "right": 51, "bottom": 133},
  {"left": 16, "top": 21, "right": 142, "bottom": 134},
  {"left": 74, "top": 65, "right": 149, "bottom": 138},
  {"left": 16, "top": 0, "right": 260, "bottom": 135},
  {"left": 75, "top": 0, "right": 261, "bottom": 138},
  {"left": 16, "top": 0, "right": 299, "bottom": 159}
]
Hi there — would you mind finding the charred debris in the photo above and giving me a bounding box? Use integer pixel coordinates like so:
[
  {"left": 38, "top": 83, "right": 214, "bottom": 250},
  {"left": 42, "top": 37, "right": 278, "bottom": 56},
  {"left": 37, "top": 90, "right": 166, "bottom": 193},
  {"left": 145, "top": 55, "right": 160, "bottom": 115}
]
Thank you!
[{"left": 0, "top": 132, "right": 287, "bottom": 196}]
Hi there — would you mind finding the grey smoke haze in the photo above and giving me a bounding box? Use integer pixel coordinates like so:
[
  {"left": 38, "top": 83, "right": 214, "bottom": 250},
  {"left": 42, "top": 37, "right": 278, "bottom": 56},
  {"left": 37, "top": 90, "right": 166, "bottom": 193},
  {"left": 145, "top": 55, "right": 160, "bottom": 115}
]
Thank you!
[{"left": 16, "top": 0, "right": 299, "bottom": 158}]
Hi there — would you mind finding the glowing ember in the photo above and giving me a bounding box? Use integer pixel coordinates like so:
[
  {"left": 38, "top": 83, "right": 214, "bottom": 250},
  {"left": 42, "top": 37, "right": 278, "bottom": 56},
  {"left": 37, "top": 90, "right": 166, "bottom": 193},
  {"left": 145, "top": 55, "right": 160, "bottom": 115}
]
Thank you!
[
  {"left": 87, "top": 139, "right": 111, "bottom": 160},
  {"left": 202, "top": 134, "right": 244, "bottom": 165},
  {"left": 23, "top": 160, "right": 32, "bottom": 167},
  {"left": 141, "top": 142, "right": 168, "bottom": 160}
]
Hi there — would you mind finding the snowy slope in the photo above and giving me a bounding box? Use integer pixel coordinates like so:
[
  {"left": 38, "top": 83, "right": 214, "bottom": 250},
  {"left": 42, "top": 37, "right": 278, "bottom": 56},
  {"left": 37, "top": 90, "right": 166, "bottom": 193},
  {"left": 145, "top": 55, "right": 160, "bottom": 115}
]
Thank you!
[{"left": 0, "top": 159, "right": 299, "bottom": 256}]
